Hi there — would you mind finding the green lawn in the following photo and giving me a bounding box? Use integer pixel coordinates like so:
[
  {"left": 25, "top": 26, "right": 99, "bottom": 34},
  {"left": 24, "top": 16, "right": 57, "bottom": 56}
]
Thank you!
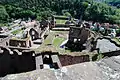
[
  {"left": 44, "top": 32, "right": 54, "bottom": 45},
  {"left": 35, "top": 31, "right": 71, "bottom": 53},
  {"left": 53, "top": 37, "right": 71, "bottom": 53},
  {"left": 53, "top": 37, "right": 65, "bottom": 47},
  {"left": 54, "top": 15, "right": 68, "bottom": 18},
  {"left": 0, "top": 23, "right": 8, "bottom": 27},
  {"left": 11, "top": 29, "right": 22, "bottom": 35},
  {"left": 56, "top": 19, "right": 67, "bottom": 24}
]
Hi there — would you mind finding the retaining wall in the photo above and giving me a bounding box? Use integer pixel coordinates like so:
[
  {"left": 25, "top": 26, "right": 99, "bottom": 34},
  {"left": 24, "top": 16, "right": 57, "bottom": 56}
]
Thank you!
[
  {"left": 0, "top": 48, "right": 36, "bottom": 77},
  {"left": 102, "top": 50, "right": 120, "bottom": 57},
  {"left": 59, "top": 55, "right": 90, "bottom": 66}
]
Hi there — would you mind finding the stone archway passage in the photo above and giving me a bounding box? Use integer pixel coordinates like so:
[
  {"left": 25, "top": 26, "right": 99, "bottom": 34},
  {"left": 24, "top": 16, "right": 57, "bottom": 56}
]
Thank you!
[
  {"left": 43, "top": 55, "right": 53, "bottom": 64},
  {"left": 35, "top": 52, "right": 61, "bottom": 69},
  {"left": 42, "top": 55, "right": 54, "bottom": 68}
]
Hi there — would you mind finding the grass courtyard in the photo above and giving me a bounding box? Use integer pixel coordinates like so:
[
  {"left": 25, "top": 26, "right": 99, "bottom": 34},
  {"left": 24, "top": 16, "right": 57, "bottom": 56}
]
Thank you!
[
  {"left": 53, "top": 37, "right": 65, "bottom": 47},
  {"left": 56, "top": 19, "right": 67, "bottom": 24},
  {"left": 35, "top": 31, "right": 71, "bottom": 54},
  {"left": 11, "top": 29, "right": 23, "bottom": 35}
]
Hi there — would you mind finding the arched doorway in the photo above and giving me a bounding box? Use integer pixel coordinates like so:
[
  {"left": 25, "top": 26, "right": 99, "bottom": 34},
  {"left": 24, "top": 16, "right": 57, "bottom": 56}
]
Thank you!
[{"left": 43, "top": 55, "right": 53, "bottom": 68}]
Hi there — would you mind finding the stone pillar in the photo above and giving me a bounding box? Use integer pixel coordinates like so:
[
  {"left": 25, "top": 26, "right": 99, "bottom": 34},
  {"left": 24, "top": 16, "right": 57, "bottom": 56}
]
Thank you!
[
  {"left": 51, "top": 55, "right": 62, "bottom": 69},
  {"left": 36, "top": 55, "right": 43, "bottom": 69}
]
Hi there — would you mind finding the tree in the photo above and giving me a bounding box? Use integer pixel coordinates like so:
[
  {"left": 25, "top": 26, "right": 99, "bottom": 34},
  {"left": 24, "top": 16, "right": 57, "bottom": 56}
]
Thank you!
[
  {"left": 0, "top": 5, "right": 9, "bottom": 23},
  {"left": 1, "top": 0, "right": 120, "bottom": 25}
]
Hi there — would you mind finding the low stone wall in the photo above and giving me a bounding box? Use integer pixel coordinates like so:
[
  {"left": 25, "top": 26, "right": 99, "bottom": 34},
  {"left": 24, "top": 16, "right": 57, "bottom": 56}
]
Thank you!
[
  {"left": 0, "top": 35, "right": 11, "bottom": 46},
  {"left": 102, "top": 50, "right": 120, "bottom": 57},
  {"left": 59, "top": 55, "right": 90, "bottom": 66},
  {"left": 0, "top": 48, "right": 36, "bottom": 77},
  {"left": 52, "top": 28, "right": 69, "bottom": 31},
  {"left": 9, "top": 39, "right": 30, "bottom": 47}
]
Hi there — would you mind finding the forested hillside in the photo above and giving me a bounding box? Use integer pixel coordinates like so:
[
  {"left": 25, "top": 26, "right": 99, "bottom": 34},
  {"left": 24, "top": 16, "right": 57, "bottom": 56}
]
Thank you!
[
  {"left": 0, "top": 0, "right": 120, "bottom": 25},
  {"left": 108, "top": 0, "right": 120, "bottom": 8},
  {"left": 97, "top": 0, "right": 120, "bottom": 8}
]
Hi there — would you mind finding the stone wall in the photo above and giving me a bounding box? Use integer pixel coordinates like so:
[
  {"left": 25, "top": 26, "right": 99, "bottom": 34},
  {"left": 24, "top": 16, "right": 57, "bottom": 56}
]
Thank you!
[
  {"left": 0, "top": 35, "right": 11, "bottom": 46},
  {"left": 0, "top": 48, "right": 36, "bottom": 77},
  {"left": 29, "top": 28, "right": 39, "bottom": 40},
  {"left": 9, "top": 39, "right": 31, "bottom": 48},
  {"left": 102, "top": 50, "right": 120, "bottom": 57},
  {"left": 0, "top": 50, "right": 91, "bottom": 77},
  {"left": 69, "top": 27, "right": 90, "bottom": 44},
  {"left": 59, "top": 55, "right": 90, "bottom": 66}
]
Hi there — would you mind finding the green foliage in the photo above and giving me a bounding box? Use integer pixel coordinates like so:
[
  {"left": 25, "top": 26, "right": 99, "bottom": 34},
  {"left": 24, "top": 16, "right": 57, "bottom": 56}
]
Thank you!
[
  {"left": 0, "top": 5, "right": 9, "bottom": 23},
  {"left": 104, "top": 0, "right": 120, "bottom": 8},
  {"left": 92, "top": 53, "right": 104, "bottom": 61},
  {"left": 56, "top": 19, "right": 67, "bottom": 24},
  {"left": 11, "top": 29, "right": 22, "bottom": 35},
  {"left": 97, "top": 53, "right": 104, "bottom": 61},
  {"left": 84, "top": 2, "right": 120, "bottom": 24},
  {"left": 1, "top": 0, "right": 120, "bottom": 24},
  {"left": 63, "top": 12, "right": 71, "bottom": 17},
  {"left": 53, "top": 37, "right": 65, "bottom": 48}
]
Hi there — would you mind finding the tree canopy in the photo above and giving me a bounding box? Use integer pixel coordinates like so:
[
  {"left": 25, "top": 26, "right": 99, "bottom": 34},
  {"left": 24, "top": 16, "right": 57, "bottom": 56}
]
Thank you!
[
  {"left": 0, "top": 0, "right": 120, "bottom": 24},
  {"left": 0, "top": 5, "right": 9, "bottom": 23}
]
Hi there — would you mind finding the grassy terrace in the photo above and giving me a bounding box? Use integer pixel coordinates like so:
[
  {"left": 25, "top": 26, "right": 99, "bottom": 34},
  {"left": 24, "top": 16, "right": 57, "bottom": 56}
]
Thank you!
[
  {"left": 56, "top": 19, "right": 67, "bottom": 24},
  {"left": 112, "top": 38, "right": 120, "bottom": 45},
  {"left": 35, "top": 32, "right": 56, "bottom": 52},
  {"left": 44, "top": 32, "right": 54, "bottom": 45},
  {"left": 0, "top": 23, "right": 8, "bottom": 27},
  {"left": 53, "top": 37, "right": 69, "bottom": 53},
  {"left": 53, "top": 37, "right": 64, "bottom": 47},
  {"left": 35, "top": 31, "right": 71, "bottom": 54},
  {"left": 11, "top": 29, "right": 23, "bottom": 35},
  {"left": 11, "top": 36, "right": 30, "bottom": 41},
  {"left": 54, "top": 15, "right": 68, "bottom": 18}
]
